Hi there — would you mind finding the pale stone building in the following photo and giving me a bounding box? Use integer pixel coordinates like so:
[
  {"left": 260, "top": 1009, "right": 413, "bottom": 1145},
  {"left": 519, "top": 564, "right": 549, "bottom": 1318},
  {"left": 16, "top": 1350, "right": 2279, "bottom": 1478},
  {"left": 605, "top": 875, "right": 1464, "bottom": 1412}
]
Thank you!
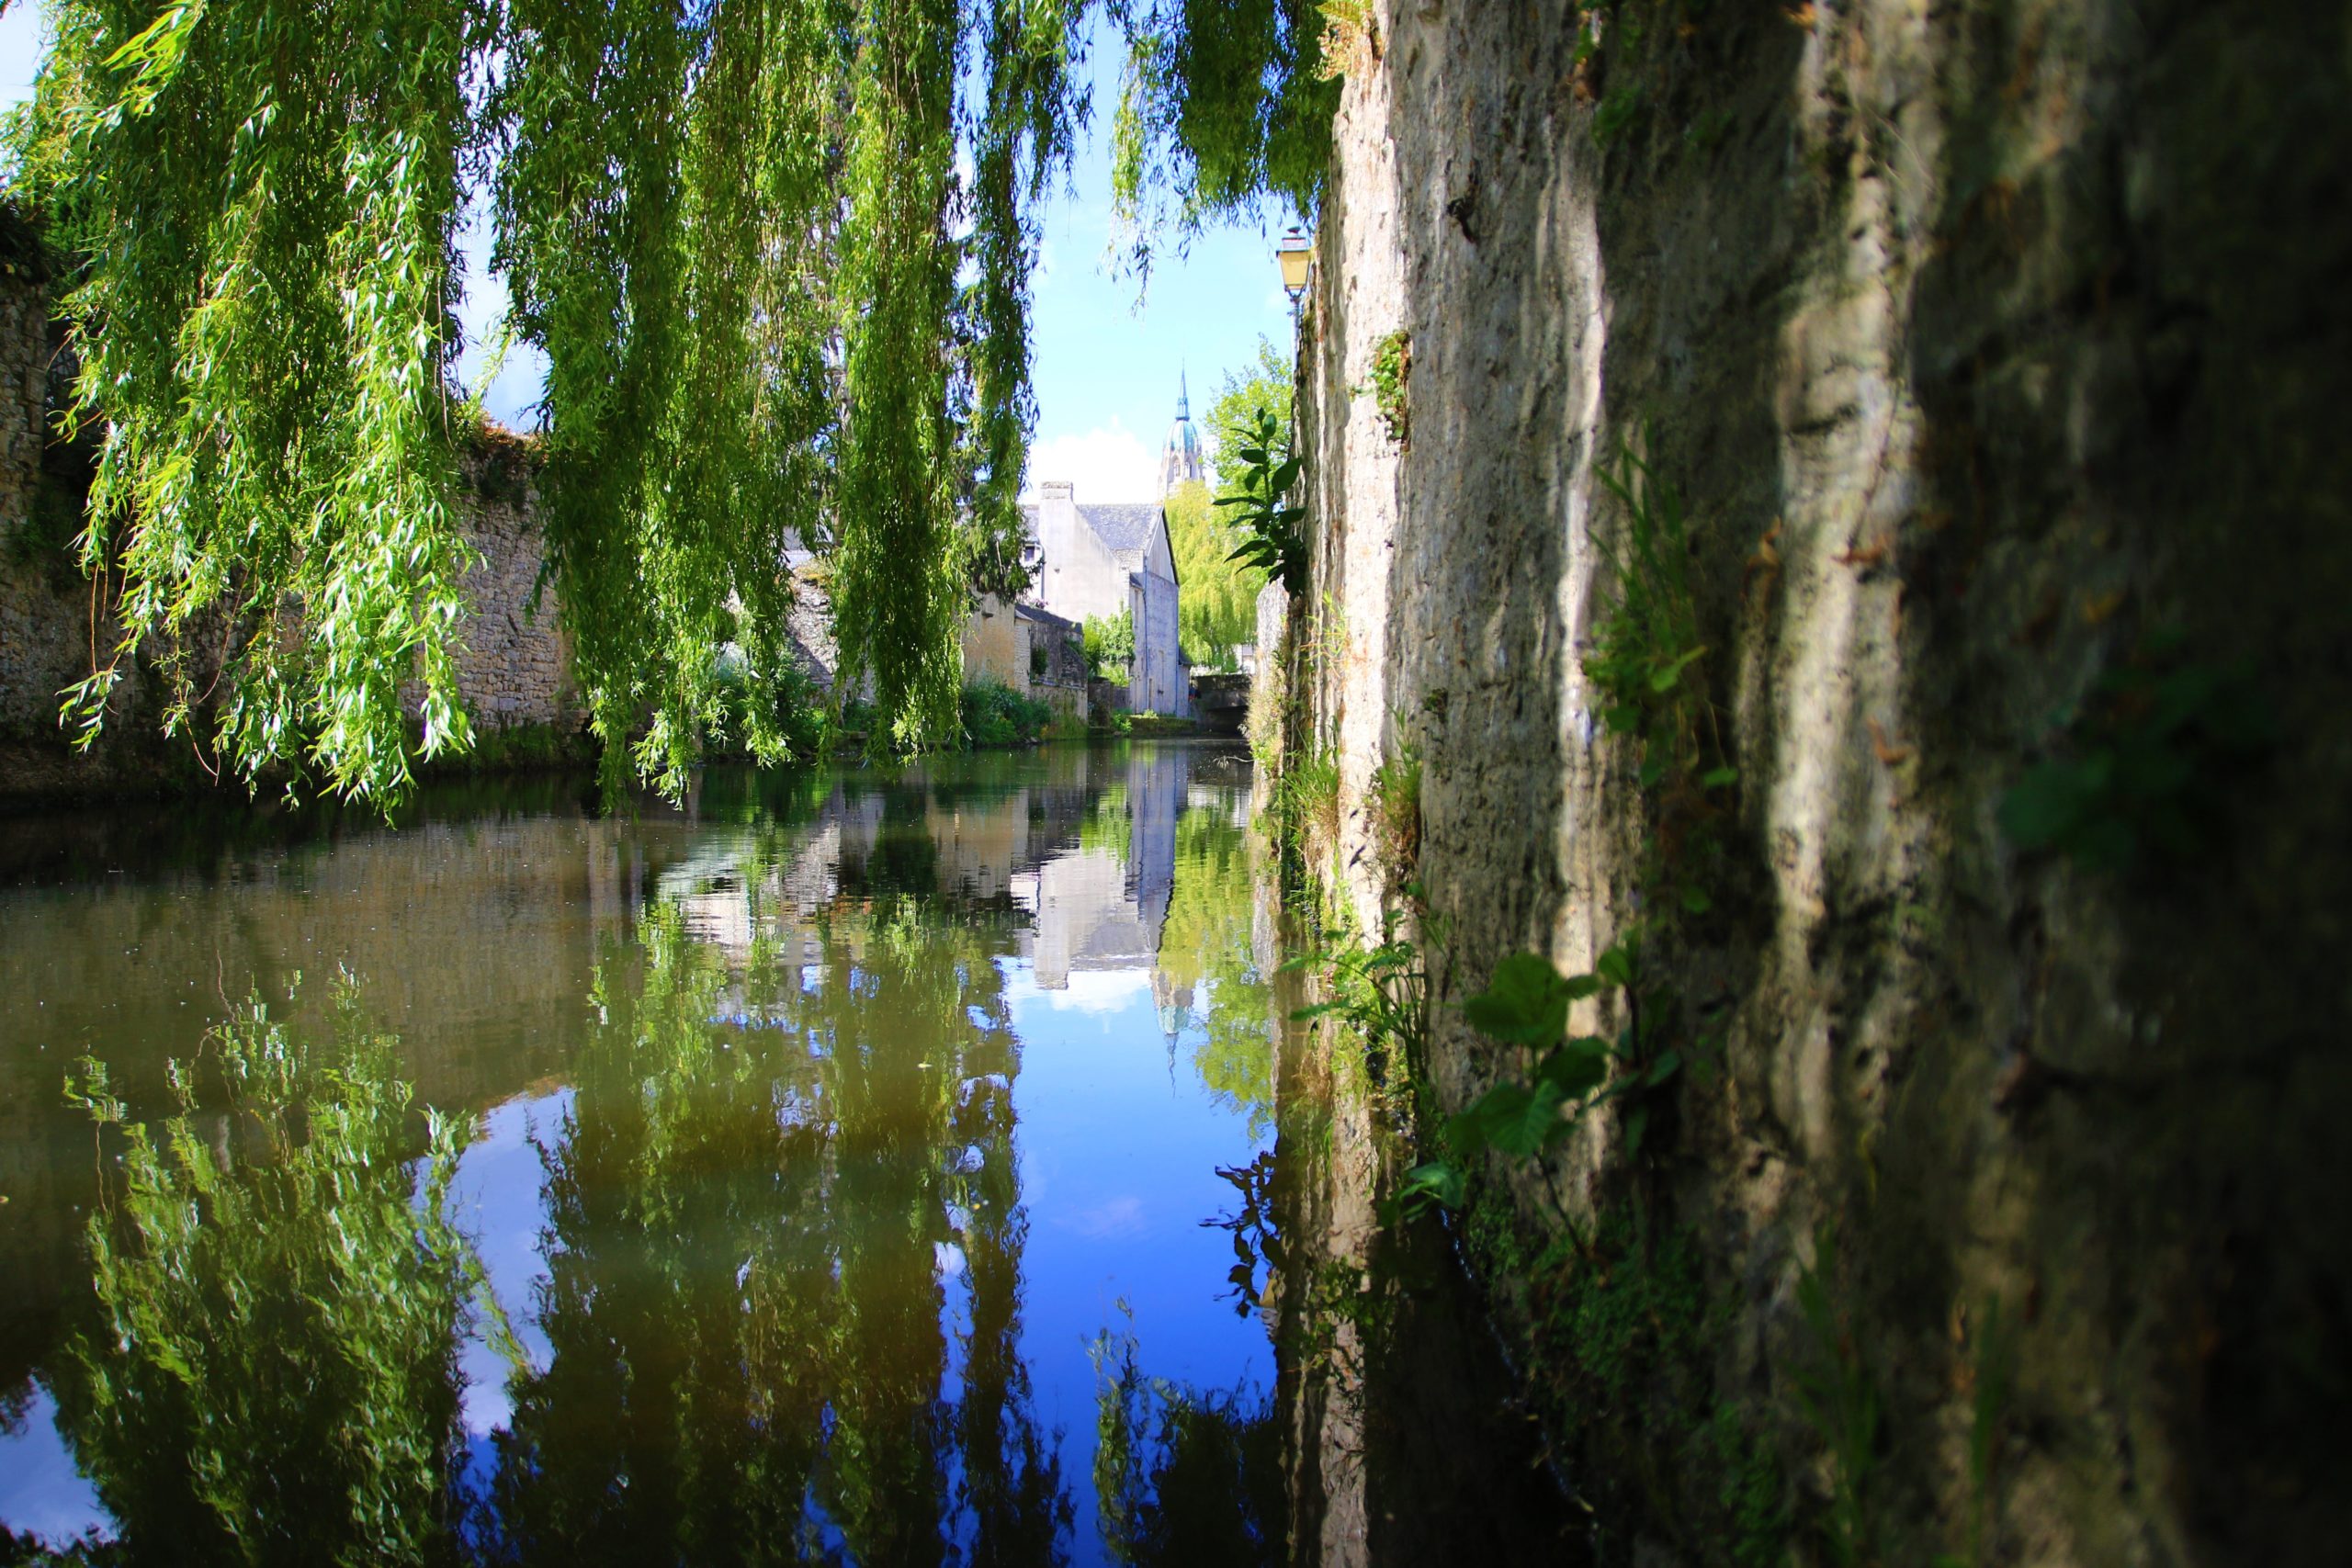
[{"left": 1021, "top": 481, "right": 1184, "bottom": 716}]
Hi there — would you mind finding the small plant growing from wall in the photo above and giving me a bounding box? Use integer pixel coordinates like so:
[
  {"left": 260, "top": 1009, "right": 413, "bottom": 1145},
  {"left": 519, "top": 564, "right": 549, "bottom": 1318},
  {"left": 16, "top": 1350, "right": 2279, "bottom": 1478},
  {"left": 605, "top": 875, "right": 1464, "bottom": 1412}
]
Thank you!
[
  {"left": 1363, "top": 330, "right": 1409, "bottom": 446},
  {"left": 1315, "top": 0, "right": 1378, "bottom": 79},
  {"left": 1367, "top": 740, "right": 1422, "bottom": 876},
  {"left": 1219, "top": 409, "right": 1309, "bottom": 595},
  {"left": 1997, "top": 630, "right": 2271, "bottom": 872}
]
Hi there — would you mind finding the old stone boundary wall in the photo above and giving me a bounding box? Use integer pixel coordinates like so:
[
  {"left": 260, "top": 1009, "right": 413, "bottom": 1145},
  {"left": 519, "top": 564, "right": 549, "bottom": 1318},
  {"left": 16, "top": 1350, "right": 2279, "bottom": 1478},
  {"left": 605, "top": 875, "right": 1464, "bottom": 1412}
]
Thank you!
[
  {"left": 1269, "top": 3, "right": 2348, "bottom": 1564},
  {"left": 0, "top": 266, "right": 574, "bottom": 803}
]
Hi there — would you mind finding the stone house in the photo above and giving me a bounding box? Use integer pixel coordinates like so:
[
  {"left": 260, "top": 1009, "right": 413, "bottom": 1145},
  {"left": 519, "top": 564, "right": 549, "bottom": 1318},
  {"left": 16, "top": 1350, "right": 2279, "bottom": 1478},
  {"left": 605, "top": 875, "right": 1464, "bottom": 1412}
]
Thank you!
[
  {"left": 960, "top": 594, "right": 1088, "bottom": 727},
  {"left": 1020, "top": 480, "right": 1184, "bottom": 716}
]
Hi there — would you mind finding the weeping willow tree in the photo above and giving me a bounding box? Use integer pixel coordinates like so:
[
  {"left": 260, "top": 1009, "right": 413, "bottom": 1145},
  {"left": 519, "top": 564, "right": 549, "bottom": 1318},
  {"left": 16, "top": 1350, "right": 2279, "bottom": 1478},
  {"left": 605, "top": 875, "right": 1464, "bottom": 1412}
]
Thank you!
[{"left": 9, "top": 0, "right": 1329, "bottom": 800}]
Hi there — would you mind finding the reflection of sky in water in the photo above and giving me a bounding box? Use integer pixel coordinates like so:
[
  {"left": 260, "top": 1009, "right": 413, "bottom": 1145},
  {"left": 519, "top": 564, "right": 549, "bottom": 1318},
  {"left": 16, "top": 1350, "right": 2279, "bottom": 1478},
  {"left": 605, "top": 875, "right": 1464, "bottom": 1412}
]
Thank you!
[
  {"left": 0, "top": 1385, "right": 105, "bottom": 1550},
  {"left": 0, "top": 748, "right": 1275, "bottom": 1560},
  {"left": 1001, "top": 954, "right": 1273, "bottom": 1555}
]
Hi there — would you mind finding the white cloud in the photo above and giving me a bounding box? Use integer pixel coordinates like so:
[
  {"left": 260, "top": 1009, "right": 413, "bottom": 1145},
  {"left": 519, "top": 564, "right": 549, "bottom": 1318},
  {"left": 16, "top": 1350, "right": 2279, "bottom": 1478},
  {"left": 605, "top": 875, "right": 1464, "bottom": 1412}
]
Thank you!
[{"left": 1024, "top": 418, "right": 1157, "bottom": 503}]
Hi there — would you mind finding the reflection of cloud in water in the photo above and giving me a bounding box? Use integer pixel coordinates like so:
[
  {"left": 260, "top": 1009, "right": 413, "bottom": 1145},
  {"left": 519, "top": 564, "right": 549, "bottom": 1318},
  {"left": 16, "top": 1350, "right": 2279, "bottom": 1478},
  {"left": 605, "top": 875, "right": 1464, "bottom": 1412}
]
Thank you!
[
  {"left": 1001, "top": 964, "right": 1153, "bottom": 1017},
  {"left": 1066, "top": 1195, "right": 1148, "bottom": 1240},
  {"left": 450, "top": 1089, "right": 571, "bottom": 1438}
]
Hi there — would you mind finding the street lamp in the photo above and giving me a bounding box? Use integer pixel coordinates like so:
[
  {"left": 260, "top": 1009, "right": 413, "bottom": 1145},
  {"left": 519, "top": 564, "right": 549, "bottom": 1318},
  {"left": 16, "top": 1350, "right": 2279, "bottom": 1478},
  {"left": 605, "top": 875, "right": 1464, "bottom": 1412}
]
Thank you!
[{"left": 1276, "top": 227, "right": 1312, "bottom": 319}]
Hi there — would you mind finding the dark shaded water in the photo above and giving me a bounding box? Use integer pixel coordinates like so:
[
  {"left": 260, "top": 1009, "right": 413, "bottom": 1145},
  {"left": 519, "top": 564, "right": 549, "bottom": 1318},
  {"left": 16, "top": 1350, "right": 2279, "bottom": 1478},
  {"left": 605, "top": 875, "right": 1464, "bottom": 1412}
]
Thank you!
[{"left": 0, "top": 743, "right": 1567, "bottom": 1564}]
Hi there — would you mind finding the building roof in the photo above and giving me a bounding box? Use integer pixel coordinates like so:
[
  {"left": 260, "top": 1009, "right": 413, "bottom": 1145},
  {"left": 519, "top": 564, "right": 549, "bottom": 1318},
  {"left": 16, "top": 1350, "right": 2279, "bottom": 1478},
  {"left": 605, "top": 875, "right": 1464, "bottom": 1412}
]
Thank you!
[
  {"left": 1013, "top": 602, "right": 1077, "bottom": 631},
  {"left": 1018, "top": 499, "right": 1165, "bottom": 558},
  {"left": 1077, "top": 502, "right": 1164, "bottom": 554}
]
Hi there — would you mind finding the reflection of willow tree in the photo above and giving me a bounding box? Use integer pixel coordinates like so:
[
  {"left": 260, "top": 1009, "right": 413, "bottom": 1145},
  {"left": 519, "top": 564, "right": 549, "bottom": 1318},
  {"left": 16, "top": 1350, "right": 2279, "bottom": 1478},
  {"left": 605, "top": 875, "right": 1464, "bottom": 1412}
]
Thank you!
[
  {"left": 1157, "top": 807, "right": 1274, "bottom": 1137},
  {"left": 1089, "top": 1325, "right": 1283, "bottom": 1568},
  {"left": 1076, "top": 782, "right": 1131, "bottom": 857},
  {"left": 488, "top": 897, "right": 1069, "bottom": 1565},
  {"left": 49, "top": 986, "right": 492, "bottom": 1564}
]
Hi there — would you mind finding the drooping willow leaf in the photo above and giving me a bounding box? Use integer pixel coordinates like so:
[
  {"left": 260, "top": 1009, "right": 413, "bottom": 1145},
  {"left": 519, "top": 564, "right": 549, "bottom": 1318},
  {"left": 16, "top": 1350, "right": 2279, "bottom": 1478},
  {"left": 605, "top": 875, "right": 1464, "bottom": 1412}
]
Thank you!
[{"left": 17, "top": 0, "right": 1326, "bottom": 802}]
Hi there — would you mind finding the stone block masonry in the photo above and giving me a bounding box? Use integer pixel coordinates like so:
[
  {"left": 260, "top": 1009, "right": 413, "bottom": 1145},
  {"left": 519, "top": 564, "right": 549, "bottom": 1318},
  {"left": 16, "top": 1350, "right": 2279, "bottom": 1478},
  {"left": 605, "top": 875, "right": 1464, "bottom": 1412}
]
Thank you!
[
  {"left": 1271, "top": 3, "right": 2352, "bottom": 1563},
  {"left": 0, "top": 263, "right": 577, "bottom": 803}
]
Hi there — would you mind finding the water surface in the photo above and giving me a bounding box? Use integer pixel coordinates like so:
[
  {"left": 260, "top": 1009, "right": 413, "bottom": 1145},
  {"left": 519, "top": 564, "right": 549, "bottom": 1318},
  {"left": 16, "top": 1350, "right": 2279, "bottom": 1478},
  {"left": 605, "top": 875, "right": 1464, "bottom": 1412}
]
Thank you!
[{"left": 0, "top": 743, "right": 1566, "bottom": 1563}]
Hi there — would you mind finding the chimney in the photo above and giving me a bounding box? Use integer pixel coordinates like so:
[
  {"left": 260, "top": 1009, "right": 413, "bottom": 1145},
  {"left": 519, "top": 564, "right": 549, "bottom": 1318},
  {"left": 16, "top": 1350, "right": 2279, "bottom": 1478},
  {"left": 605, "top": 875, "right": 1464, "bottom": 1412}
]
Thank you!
[{"left": 1039, "top": 479, "right": 1074, "bottom": 501}]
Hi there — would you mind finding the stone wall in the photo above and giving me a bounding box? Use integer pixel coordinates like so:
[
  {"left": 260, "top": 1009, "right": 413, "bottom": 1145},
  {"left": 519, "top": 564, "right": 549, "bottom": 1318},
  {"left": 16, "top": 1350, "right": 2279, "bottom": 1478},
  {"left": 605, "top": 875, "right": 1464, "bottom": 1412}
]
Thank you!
[
  {"left": 1273, "top": 3, "right": 2351, "bottom": 1562},
  {"left": 0, "top": 265, "right": 576, "bottom": 803}
]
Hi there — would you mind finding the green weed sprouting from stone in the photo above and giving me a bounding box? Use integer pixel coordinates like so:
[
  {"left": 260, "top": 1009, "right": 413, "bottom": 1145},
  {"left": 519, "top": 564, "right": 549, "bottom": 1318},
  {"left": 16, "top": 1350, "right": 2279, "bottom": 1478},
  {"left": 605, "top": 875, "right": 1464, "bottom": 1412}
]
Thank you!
[
  {"left": 1592, "top": 81, "right": 1644, "bottom": 147},
  {"left": 1286, "top": 923, "right": 1428, "bottom": 1072},
  {"left": 1362, "top": 329, "right": 1409, "bottom": 445},
  {"left": 1366, "top": 739, "right": 1422, "bottom": 875},
  {"left": 1792, "top": 1228, "right": 1883, "bottom": 1568},
  {"left": 1998, "top": 631, "right": 2272, "bottom": 872},
  {"left": 1217, "top": 408, "right": 1310, "bottom": 598},
  {"left": 1584, "top": 438, "right": 1739, "bottom": 914},
  {"left": 1393, "top": 444, "right": 1738, "bottom": 1211},
  {"left": 1391, "top": 930, "right": 1693, "bottom": 1220},
  {"left": 1932, "top": 1292, "right": 2018, "bottom": 1568}
]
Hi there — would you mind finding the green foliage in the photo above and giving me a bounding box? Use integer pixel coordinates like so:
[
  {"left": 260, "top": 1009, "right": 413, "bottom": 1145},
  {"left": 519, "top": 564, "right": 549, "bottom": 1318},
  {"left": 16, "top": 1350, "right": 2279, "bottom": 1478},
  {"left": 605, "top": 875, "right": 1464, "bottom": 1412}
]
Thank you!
[
  {"left": 1592, "top": 81, "right": 1644, "bottom": 147},
  {"left": 1585, "top": 444, "right": 1706, "bottom": 756},
  {"left": 55, "top": 982, "right": 499, "bottom": 1562},
  {"left": 1217, "top": 408, "right": 1309, "bottom": 598},
  {"left": 1583, "top": 437, "right": 1736, "bottom": 909},
  {"left": 22, "top": 0, "right": 489, "bottom": 802},
  {"left": 1163, "top": 479, "right": 1256, "bottom": 668},
  {"left": 1998, "top": 635, "right": 2272, "bottom": 871},
  {"left": 17, "top": 0, "right": 1093, "bottom": 800},
  {"left": 1363, "top": 329, "right": 1408, "bottom": 445},
  {"left": 1262, "top": 745, "right": 1338, "bottom": 881},
  {"left": 1453, "top": 1197, "right": 1786, "bottom": 1566},
  {"left": 708, "top": 653, "right": 830, "bottom": 763},
  {"left": 1714, "top": 1404, "right": 1792, "bottom": 1568},
  {"left": 959, "top": 677, "right": 1053, "bottom": 749},
  {"left": 1089, "top": 1321, "right": 1283, "bottom": 1565},
  {"left": 1287, "top": 928, "right": 1427, "bottom": 1068},
  {"left": 1205, "top": 335, "right": 1293, "bottom": 495},
  {"left": 1108, "top": 2, "right": 1339, "bottom": 278},
  {"left": 1792, "top": 1230, "right": 1884, "bottom": 1568},
  {"left": 1083, "top": 607, "right": 1137, "bottom": 679},
  {"left": 1412, "top": 932, "right": 1692, "bottom": 1208},
  {"left": 1366, "top": 740, "right": 1421, "bottom": 874}
]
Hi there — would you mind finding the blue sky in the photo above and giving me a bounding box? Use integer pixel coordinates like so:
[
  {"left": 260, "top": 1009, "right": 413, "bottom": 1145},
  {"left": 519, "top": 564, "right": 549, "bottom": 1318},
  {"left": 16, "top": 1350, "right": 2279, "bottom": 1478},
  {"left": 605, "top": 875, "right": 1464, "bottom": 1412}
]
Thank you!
[{"left": 0, "top": 5, "right": 1296, "bottom": 503}]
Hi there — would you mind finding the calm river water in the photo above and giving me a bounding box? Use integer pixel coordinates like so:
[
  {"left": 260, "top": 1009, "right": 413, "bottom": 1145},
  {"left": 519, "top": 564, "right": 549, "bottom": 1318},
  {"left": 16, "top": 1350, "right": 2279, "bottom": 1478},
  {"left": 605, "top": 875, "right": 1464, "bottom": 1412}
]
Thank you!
[{"left": 0, "top": 742, "right": 1567, "bottom": 1564}]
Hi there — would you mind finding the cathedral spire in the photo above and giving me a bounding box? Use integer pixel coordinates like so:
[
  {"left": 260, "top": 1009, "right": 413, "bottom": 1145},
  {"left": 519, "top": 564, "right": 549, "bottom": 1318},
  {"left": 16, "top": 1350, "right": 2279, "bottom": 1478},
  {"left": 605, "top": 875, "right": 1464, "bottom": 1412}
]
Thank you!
[{"left": 1157, "top": 367, "right": 1205, "bottom": 497}]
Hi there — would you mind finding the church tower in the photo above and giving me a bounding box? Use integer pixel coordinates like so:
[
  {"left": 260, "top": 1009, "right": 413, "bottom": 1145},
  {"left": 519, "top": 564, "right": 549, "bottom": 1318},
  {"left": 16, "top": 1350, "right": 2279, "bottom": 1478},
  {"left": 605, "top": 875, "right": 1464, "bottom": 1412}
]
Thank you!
[{"left": 1156, "top": 369, "right": 1206, "bottom": 497}]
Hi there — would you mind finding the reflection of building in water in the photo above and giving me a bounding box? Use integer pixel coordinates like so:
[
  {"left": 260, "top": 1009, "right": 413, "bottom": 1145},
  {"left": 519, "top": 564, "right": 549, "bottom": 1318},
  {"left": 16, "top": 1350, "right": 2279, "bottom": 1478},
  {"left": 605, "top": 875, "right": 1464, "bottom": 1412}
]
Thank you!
[
  {"left": 1012, "top": 743, "right": 1185, "bottom": 992},
  {"left": 645, "top": 747, "right": 1206, "bottom": 1015},
  {"left": 1151, "top": 968, "right": 1194, "bottom": 1042}
]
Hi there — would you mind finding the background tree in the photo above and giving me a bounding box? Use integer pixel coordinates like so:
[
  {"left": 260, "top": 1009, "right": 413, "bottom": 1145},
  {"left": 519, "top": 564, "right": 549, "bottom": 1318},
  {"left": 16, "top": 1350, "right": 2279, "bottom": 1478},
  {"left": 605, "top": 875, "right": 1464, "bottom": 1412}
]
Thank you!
[
  {"left": 1164, "top": 480, "right": 1252, "bottom": 671},
  {"left": 1082, "top": 608, "right": 1135, "bottom": 681},
  {"left": 1204, "top": 335, "right": 1294, "bottom": 495}
]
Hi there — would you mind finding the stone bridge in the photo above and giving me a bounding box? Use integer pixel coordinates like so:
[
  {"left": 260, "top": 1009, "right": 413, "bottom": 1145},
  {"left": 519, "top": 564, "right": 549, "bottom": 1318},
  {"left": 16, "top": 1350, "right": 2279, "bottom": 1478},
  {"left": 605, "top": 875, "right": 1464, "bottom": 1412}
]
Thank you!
[{"left": 1188, "top": 671, "right": 1250, "bottom": 736}]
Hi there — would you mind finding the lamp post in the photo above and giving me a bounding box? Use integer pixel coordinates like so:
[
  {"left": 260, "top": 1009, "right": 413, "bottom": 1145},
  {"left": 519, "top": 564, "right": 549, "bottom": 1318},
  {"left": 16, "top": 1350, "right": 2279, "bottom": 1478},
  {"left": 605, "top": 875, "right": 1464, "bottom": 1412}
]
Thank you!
[{"left": 1276, "top": 227, "right": 1312, "bottom": 321}]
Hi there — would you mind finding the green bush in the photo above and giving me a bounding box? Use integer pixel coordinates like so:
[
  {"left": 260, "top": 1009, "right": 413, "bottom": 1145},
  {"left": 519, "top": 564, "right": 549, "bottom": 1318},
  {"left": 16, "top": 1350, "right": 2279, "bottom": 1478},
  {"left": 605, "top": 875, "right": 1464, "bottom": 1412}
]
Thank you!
[
  {"left": 960, "top": 679, "right": 1053, "bottom": 750},
  {"left": 707, "top": 656, "right": 829, "bottom": 762},
  {"left": 1082, "top": 609, "right": 1136, "bottom": 680}
]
